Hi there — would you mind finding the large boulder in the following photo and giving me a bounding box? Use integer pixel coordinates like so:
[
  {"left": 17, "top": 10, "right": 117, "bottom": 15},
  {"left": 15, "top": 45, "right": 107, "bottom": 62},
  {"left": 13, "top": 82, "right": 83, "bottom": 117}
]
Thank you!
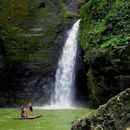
[{"left": 71, "top": 88, "right": 130, "bottom": 130}]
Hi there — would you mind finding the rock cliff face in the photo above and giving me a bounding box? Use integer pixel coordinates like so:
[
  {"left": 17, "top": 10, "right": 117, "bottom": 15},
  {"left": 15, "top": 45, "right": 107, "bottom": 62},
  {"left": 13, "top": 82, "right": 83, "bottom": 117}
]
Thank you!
[
  {"left": 0, "top": 0, "right": 85, "bottom": 106},
  {"left": 71, "top": 88, "right": 130, "bottom": 130}
]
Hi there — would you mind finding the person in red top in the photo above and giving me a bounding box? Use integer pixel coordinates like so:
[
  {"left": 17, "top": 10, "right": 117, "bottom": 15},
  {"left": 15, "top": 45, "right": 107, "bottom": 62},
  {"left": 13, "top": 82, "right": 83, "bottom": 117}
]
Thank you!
[{"left": 20, "top": 105, "right": 28, "bottom": 118}]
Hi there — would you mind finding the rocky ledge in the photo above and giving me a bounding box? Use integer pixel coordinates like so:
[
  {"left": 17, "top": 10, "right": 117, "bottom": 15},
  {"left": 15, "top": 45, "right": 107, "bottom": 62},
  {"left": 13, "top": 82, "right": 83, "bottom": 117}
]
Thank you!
[{"left": 71, "top": 88, "right": 130, "bottom": 130}]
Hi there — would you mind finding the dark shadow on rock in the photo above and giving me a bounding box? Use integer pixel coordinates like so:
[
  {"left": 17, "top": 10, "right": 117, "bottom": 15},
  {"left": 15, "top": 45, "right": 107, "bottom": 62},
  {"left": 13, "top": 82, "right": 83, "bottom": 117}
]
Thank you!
[{"left": 38, "top": 2, "right": 46, "bottom": 9}]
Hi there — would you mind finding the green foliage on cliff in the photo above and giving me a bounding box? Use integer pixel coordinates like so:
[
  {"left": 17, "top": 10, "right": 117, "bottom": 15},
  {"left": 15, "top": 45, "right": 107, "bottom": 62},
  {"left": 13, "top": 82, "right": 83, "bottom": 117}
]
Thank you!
[
  {"left": 80, "top": 0, "right": 130, "bottom": 107},
  {"left": 0, "top": 0, "right": 69, "bottom": 64},
  {"left": 0, "top": 26, "right": 42, "bottom": 63},
  {"left": 0, "top": 0, "right": 43, "bottom": 63}
]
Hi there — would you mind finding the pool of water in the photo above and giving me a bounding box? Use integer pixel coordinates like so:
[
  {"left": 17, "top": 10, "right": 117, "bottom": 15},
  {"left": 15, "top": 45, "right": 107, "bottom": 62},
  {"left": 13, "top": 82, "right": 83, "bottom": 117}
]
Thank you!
[{"left": 0, "top": 108, "right": 94, "bottom": 130}]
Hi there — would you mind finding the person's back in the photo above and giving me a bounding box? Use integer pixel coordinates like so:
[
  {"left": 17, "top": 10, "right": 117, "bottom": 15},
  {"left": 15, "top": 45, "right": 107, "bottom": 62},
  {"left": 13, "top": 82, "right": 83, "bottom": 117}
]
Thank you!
[{"left": 28, "top": 102, "right": 33, "bottom": 116}]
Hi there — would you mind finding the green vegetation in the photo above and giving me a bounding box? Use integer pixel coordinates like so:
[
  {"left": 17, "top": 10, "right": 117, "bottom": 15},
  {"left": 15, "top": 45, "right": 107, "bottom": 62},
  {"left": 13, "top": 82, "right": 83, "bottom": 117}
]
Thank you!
[
  {"left": 0, "top": 108, "right": 93, "bottom": 130},
  {"left": 0, "top": 0, "right": 68, "bottom": 64},
  {"left": 0, "top": 26, "right": 42, "bottom": 62},
  {"left": 80, "top": 0, "right": 130, "bottom": 107}
]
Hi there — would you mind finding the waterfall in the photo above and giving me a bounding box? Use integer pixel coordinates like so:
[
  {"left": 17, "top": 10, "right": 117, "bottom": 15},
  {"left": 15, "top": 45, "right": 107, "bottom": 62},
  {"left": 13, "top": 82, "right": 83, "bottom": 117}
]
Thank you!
[
  {"left": 34, "top": 19, "right": 80, "bottom": 110},
  {"left": 51, "top": 19, "right": 80, "bottom": 108}
]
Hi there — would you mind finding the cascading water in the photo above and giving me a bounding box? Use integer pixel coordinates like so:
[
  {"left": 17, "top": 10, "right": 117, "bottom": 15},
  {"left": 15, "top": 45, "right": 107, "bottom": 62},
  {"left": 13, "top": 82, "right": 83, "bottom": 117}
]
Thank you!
[
  {"left": 51, "top": 19, "right": 80, "bottom": 108},
  {"left": 34, "top": 19, "right": 80, "bottom": 110}
]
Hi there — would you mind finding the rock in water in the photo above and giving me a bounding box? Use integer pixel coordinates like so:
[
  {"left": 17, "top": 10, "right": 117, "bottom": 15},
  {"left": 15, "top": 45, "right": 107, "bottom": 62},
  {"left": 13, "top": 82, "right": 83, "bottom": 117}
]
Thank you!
[{"left": 71, "top": 88, "right": 130, "bottom": 130}]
